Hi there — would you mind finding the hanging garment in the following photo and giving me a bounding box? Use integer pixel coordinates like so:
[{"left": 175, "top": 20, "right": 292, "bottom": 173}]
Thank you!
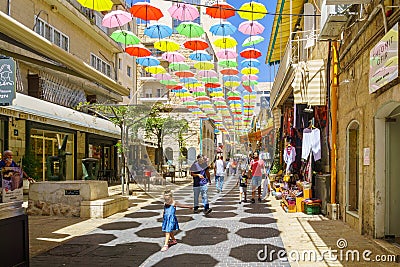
[
  {"left": 301, "top": 128, "right": 321, "bottom": 161},
  {"left": 283, "top": 145, "right": 296, "bottom": 172}
]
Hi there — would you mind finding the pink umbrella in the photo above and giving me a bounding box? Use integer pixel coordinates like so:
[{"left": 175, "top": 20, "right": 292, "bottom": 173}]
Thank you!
[
  {"left": 238, "top": 21, "right": 265, "bottom": 35},
  {"left": 102, "top": 10, "right": 132, "bottom": 28},
  {"left": 153, "top": 73, "right": 172, "bottom": 80},
  {"left": 191, "top": 87, "right": 205, "bottom": 92},
  {"left": 168, "top": 3, "right": 199, "bottom": 21},
  {"left": 162, "top": 52, "right": 186, "bottom": 62},
  {"left": 198, "top": 70, "right": 218, "bottom": 77},
  {"left": 216, "top": 49, "right": 237, "bottom": 59},
  {"left": 242, "top": 74, "right": 258, "bottom": 81}
]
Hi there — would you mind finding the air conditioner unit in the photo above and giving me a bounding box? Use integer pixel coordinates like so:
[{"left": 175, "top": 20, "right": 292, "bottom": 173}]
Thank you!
[{"left": 318, "top": 14, "right": 348, "bottom": 41}]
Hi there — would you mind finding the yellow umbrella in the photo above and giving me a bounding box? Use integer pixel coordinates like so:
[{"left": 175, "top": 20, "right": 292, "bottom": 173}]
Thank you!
[
  {"left": 154, "top": 40, "right": 180, "bottom": 52},
  {"left": 186, "top": 82, "right": 203, "bottom": 88},
  {"left": 145, "top": 65, "right": 166, "bottom": 74},
  {"left": 213, "top": 37, "right": 237, "bottom": 49},
  {"left": 224, "top": 81, "right": 241, "bottom": 87},
  {"left": 194, "top": 61, "right": 214, "bottom": 70},
  {"left": 230, "top": 104, "right": 242, "bottom": 108},
  {"left": 241, "top": 67, "right": 259, "bottom": 75},
  {"left": 176, "top": 92, "right": 192, "bottom": 97},
  {"left": 77, "top": 0, "right": 113, "bottom": 11},
  {"left": 243, "top": 94, "right": 256, "bottom": 100},
  {"left": 238, "top": 2, "right": 267, "bottom": 20},
  {"left": 211, "top": 92, "right": 224, "bottom": 97}
]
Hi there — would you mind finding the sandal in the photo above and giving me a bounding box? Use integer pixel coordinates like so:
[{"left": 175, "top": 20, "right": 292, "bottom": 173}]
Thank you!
[
  {"left": 168, "top": 239, "right": 177, "bottom": 246},
  {"left": 161, "top": 245, "right": 169, "bottom": 252}
]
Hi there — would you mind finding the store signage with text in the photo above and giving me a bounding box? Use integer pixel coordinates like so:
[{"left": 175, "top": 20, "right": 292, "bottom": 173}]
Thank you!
[{"left": 0, "top": 57, "right": 16, "bottom": 105}]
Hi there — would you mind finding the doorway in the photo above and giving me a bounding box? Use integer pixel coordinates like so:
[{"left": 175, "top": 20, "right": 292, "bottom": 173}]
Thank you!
[{"left": 385, "top": 106, "right": 400, "bottom": 242}]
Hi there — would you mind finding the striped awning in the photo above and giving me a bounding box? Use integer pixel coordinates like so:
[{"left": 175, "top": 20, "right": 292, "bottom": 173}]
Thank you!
[
  {"left": 292, "top": 59, "right": 326, "bottom": 106},
  {"left": 266, "top": 0, "right": 306, "bottom": 64}
]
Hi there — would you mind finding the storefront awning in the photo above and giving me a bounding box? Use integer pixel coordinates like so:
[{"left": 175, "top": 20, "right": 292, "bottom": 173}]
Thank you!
[
  {"left": 266, "top": 0, "right": 306, "bottom": 64},
  {"left": 1, "top": 93, "right": 120, "bottom": 138},
  {"left": 292, "top": 59, "right": 326, "bottom": 106}
]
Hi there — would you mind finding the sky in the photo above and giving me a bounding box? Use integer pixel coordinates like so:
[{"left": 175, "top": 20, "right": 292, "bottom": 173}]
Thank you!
[{"left": 226, "top": 0, "right": 277, "bottom": 83}]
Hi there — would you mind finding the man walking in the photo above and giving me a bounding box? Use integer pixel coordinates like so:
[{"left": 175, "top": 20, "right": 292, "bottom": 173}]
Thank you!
[
  {"left": 250, "top": 151, "right": 265, "bottom": 203},
  {"left": 190, "top": 155, "right": 212, "bottom": 214},
  {"left": 214, "top": 156, "right": 226, "bottom": 193}
]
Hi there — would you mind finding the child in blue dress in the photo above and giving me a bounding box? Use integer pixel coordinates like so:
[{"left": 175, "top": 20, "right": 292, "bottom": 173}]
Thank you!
[{"left": 161, "top": 190, "right": 192, "bottom": 252}]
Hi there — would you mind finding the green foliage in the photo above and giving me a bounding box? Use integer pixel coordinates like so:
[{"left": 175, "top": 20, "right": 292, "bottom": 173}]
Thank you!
[{"left": 22, "top": 153, "right": 41, "bottom": 181}]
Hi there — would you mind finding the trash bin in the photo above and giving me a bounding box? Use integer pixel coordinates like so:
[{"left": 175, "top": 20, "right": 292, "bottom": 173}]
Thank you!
[{"left": 82, "top": 158, "right": 99, "bottom": 180}]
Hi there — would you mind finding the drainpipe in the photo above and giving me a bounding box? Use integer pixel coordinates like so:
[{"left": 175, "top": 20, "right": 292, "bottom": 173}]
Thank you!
[
  {"left": 331, "top": 42, "right": 338, "bottom": 205},
  {"left": 7, "top": 0, "right": 11, "bottom": 15},
  {"left": 339, "top": 3, "right": 387, "bottom": 62}
]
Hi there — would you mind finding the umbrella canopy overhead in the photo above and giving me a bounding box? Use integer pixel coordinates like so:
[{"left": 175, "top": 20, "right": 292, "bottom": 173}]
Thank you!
[
  {"left": 169, "top": 62, "right": 190, "bottom": 71},
  {"left": 136, "top": 56, "right": 160, "bottom": 66},
  {"left": 220, "top": 68, "right": 239, "bottom": 75},
  {"left": 162, "top": 52, "right": 185, "bottom": 62},
  {"left": 153, "top": 73, "right": 172, "bottom": 80},
  {"left": 240, "top": 48, "right": 262, "bottom": 59},
  {"left": 198, "top": 70, "right": 218, "bottom": 77},
  {"left": 144, "top": 23, "right": 173, "bottom": 39},
  {"left": 77, "top": 0, "right": 113, "bottom": 11},
  {"left": 102, "top": 10, "right": 132, "bottom": 28},
  {"left": 189, "top": 51, "right": 211, "bottom": 61},
  {"left": 206, "top": 3, "right": 235, "bottom": 19},
  {"left": 241, "top": 67, "right": 259, "bottom": 75},
  {"left": 176, "top": 22, "right": 205, "bottom": 38},
  {"left": 145, "top": 65, "right": 167, "bottom": 74},
  {"left": 168, "top": 2, "right": 200, "bottom": 21},
  {"left": 238, "top": 2, "right": 268, "bottom": 20},
  {"left": 216, "top": 49, "right": 237, "bottom": 59},
  {"left": 154, "top": 40, "right": 180, "bottom": 52},
  {"left": 175, "top": 71, "right": 195, "bottom": 78},
  {"left": 125, "top": 45, "right": 151, "bottom": 57},
  {"left": 110, "top": 30, "right": 140, "bottom": 45},
  {"left": 214, "top": 37, "right": 238, "bottom": 49},
  {"left": 183, "top": 39, "right": 209, "bottom": 51},
  {"left": 130, "top": 2, "right": 163, "bottom": 21},
  {"left": 218, "top": 60, "right": 238, "bottom": 68},
  {"left": 242, "top": 35, "right": 265, "bottom": 47},
  {"left": 209, "top": 22, "right": 237, "bottom": 36},
  {"left": 238, "top": 20, "right": 265, "bottom": 35},
  {"left": 240, "top": 59, "right": 261, "bottom": 68},
  {"left": 194, "top": 61, "right": 214, "bottom": 70}
]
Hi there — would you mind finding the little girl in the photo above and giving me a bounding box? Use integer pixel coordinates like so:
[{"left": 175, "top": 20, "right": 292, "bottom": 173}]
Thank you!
[{"left": 161, "top": 190, "right": 192, "bottom": 252}]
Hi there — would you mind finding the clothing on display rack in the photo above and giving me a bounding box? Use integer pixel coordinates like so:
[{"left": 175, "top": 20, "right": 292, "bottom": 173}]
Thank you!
[
  {"left": 283, "top": 144, "right": 296, "bottom": 172},
  {"left": 301, "top": 127, "right": 321, "bottom": 161}
]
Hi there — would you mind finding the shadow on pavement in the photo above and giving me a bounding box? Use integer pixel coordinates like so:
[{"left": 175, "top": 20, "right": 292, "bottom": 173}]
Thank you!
[
  {"left": 236, "top": 227, "right": 280, "bottom": 239},
  {"left": 136, "top": 227, "right": 181, "bottom": 238},
  {"left": 98, "top": 221, "right": 141, "bottom": 231},
  {"left": 211, "top": 205, "right": 237, "bottom": 211},
  {"left": 206, "top": 212, "right": 238, "bottom": 218},
  {"left": 229, "top": 243, "right": 286, "bottom": 263},
  {"left": 125, "top": 211, "right": 159, "bottom": 219},
  {"left": 239, "top": 216, "right": 277, "bottom": 225},
  {"left": 153, "top": 253, "right": 218, "bottom": 266},
  {"left": 181, "top": 227, "right": 229, "bottom": 246},
  {"left": 157, "top": 216, "right": 194, "bottom": 223}
]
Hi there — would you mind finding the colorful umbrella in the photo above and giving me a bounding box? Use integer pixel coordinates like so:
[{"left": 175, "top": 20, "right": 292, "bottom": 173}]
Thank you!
[
  {"left": 183, "top": 39, "right": 209, "bottom": 51},
  {"left": 162, "top": 52, "right": 185, "bottom": 62},
  {"left": 144, "top": 23, "right": 173, "bottom": 39},
  {"left": 180, "top": 77, "right": 198, "bottom": 84},
  {"left": 205, "top": 83, "right": 221, "bottom": 88},
  {"left": 160, "top": 80, "right": 179, "bottom": 85},
  {"left": 218, "top": 60, "right": 238, "bottom": 68},
  {"left": 125, "top": 45, "right": 151, "bottom": 57},
  {"left": 198, "top": 70, "right": 218, "bottom": 77},
  {"left": 240, "top": 59, "right": 261, "bottom": 68},
  {"left": 102, "top": 10, "right": 132, "bottom": 28},
  {"left": 189, "top": 51, "right": 211, "bottom": 61},
  {"left": 224, "top": 81, "right": 241, "bottom": 87},
  {"left": 168, "top": 2, "right": 199, "bottom": 21},
  {"left": 194, "top": 61, "right": 214, "bottom": 70},
  {"left": 214, "top": 37, "right": 237, "bottom": 49},
  {"left": 153, "top": 73, "right": 171, "bottom": 80},
  {"left": 206, "top": 3, "right": 235, "bottom": 19},
  {"left": 169, "top": 62, "right": 190, "bottom": 71},
  {"left": 176, "top": 22, "right": 205, "bottom": 38},
  {"left": 243, "top": 85, "right": 253, "bottom": 93},
  {"left": 168, "top": 85, "right": 183, "bottom": 90},
  {"left": 202, "top": 77, "right": 219, "bottom": 83},
  {"left": 242, "top": 80, "right": 259, "bottom": 86},
  {"left": 220, "top": 68, "right": 239, "bottom": 75},
  {"left": 242, "top": 35, "right": 264, "bottom": 47},
  {"left": 240, "top": 48, "right": 262, "bottom": 59},
  {"left": 209, "top": 22, "right": 237, "bottom": 36},
  {"left": 110, "top": 30, "right": 140, "bottom": 45},
  {"left": 154, "top": 40, "right": 180, "bottom": 52},
  {"left": 175, "top": 71, "right": 195, "bottom": 78},
  {"left": 241, "top": 67, "right": 259, "bottom": 75},
  {"left": 238, "top": 2, "right": 268, "bottom": 21},
  {"left": 186, "top": 82, "right": 203, "bottom": 88},
  {"left": 130, "top": 2, "right": 163, "bottom": 21},
  {"left": 136, "top": 56, "right": 160, "bottom": 66},
  {"left": 216, "top": 49, "right": 237, "bottom": 59},
  {"left": 238, "top": 21, "right": 265, "bottom": 35},
  {"left": 77, "top": 0, "right": 113, "bottom": 11},
  {"left": 242, "top": 74, "right": 258, "bottom": 81},
  {"left": 145, "top": 65, "right": 167, "bottom": 74},
  {"left": 223, "top": 75, "right": 241, "bottom": 82}
]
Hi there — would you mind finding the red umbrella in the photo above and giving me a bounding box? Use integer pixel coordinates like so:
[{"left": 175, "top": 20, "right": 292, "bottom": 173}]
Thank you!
[
  {"left": 166, "top": 85, "right": 183, "bottom": 90},
  {"left": 220, "top": 68, "right": 239, "bottom": 75},
  {"left": 240, "top": 48, "right": 262, "bottom": 59},
  {"left": 130, "top": 2, "right": 163, "bottom": 21},
  {"left": 243, "top": 85, "right": 253, "bottom": 93},
  {"left": 206, "top": 3, "right": 235, "bottom": 19},
  {"left": 183, "top": 39, "right": 209, "bottom": 51},
  {"left": 125, "top": 45, "right": 152, "bottom": 57},
  {"left": 205, "top": 83, "right": 221, "bottom": 88},
  {"left": 175, "top": 71, "right": 195, "bottom": 78}
]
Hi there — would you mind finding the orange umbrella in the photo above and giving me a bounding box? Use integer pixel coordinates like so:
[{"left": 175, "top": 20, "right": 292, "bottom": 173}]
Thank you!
[
  {"left": 125, "top": 45, "right": 151, "bottom": 57},
  {"left": 220, "top": 68, "right": 239, "bottom": 75},
  {"left": 175, "top": 71, "right": 195, "bottom": 78},
  {"left": 183, "top": 39, "right": 209, "bottom": 51},
  {"left": 130, "top": 2, "right": 163, "bottom": 21},
  {"left": 206, "top": 3, "right": 235, "bottom": 19}
]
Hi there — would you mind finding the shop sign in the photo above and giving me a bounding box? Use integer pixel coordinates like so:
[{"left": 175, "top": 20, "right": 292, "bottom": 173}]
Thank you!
[
  {"left": 369, "top": 23, "right": 399, "bottom": 94},
  {"left": 0, "top": 57, "right": 16, "bottom": 105},
  {"left": 1, "top": 167, "right": 23, "bottom": 203}
]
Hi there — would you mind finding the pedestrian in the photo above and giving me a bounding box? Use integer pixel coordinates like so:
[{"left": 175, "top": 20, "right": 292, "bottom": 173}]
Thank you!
[
  {"left": 250, "top": 151, "right": 266, "bottom": 203},
  {"left": 235, "top": 170, "right": 248, "bottom": 204},
  {"left": 214, "top": 156, "right": 226, "bottom": 193},
  {"left": 189, "top": 155, "right": 212, "bottom": 215},
  {"left": 0, "top": 150, "right": 34, "bottom": 183},
  {"left": 225, "top": 158, "right": 231, "bottom": 177},
  {"left": 161, "top": 190, "right": 192, "bottom": 252}
]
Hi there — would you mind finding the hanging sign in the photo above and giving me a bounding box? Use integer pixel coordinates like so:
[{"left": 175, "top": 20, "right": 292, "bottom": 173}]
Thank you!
[
  {"left": 0, "top": 57, "right": 16, "bottom": 105},
  {"left": 369, "top": 23, "right": 399, "bottom": 94}
]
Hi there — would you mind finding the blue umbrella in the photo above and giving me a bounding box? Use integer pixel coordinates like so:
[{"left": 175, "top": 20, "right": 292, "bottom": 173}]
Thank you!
[
  {"left": 136, "top": 56, "right": 160, "bottom": 66},
  {"left": 208, "top": 87, "right": 223, "bottom": 92},
  {"left": 180, "top": 77, "right": 198, "bottom": 83},
  {"left": 189, "top": 51, "right": 212, "bottom": 61},
  {"left": 144, "top": 23, "right": 173, "bottom": 39},
  {"left": 240, "top": 59, "right": 261, "bottom": 68},
  {"left": 222, "top": 75, "right": 241, "bottom": 82},
  {"left": 209, "top": 22, "right": 237, "bottom": 36}
]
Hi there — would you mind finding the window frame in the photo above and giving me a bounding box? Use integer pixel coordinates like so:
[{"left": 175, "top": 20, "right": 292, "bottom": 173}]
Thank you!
[
  {"left": 34, "top": 17, "right": 70, "bottom": 52},
  {"left": 346, "top": 120, "right": 360, "bottom": 217}
]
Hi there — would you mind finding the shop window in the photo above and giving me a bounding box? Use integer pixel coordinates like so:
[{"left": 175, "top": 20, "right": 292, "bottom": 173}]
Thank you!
[{"left": 346, "top": 121, "right": 359, "bottom": 214}]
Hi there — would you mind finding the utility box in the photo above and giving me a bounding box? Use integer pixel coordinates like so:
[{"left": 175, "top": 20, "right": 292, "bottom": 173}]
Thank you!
[{"left": 315, "top": 174, "right": 331, "bottom": 215}]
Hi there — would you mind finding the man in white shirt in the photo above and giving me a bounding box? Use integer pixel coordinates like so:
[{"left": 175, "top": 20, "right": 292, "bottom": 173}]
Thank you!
[{"left": 214, "top": 156, "right": 226, "bottom": 193}]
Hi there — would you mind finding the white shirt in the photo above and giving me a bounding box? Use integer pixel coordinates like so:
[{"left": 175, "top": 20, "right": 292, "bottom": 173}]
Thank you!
[{"left": 215, "top": 159, "right": 225, "bottom": 176}]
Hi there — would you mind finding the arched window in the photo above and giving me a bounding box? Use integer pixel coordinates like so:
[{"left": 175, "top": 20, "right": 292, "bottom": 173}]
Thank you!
[{"left": 346, "top": 121, "right": 359, "bottom": 214}]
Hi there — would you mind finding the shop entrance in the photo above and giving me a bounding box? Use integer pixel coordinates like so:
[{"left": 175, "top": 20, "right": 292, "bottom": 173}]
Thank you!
[{"left": 385, "top": 105, "right": 400, "bottom": 241}]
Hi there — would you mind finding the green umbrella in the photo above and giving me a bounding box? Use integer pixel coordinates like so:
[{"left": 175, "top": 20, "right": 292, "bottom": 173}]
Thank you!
[
  {"left": 169, "top": 62, "right": 190, "bottom": 71},
  {"left": 218, "top": 60, "right": 238, "bottom": 68},
  {"left": 160, "top": 80, "right": 178, "bottom": 85},
  {"left": 193, "top": 91, "right": 207, "bottom": 97},
  {"left": 176, "top": 22, "right": 205, "bottom": 38},
  {"left": 202, "top": 77, "right": 219, "bottom": 83},
  {"left": 242, "top": 35, "right": 264, "bottom": 47},
  {"left": 110, "top": 30, "right": 140, "bottom": 45},
  {"left": 242, "top": 80, "right": 259, "bottom": 86}
]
